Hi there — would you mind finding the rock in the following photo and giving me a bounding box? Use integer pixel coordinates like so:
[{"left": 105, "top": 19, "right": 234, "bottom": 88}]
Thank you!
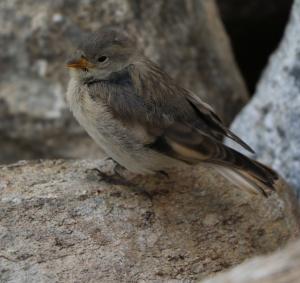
[
  {"left": 200, "top": 238, "right": 300, "bottom": 283},
  {"left": 227, "top": 0, "right": 300, "bottom": 197},
  {"left": 0, "top": 159, "right": 299, "bottom": 282},
  {"left": 0, "top": 0, "right": 249, "bottom": 164}
]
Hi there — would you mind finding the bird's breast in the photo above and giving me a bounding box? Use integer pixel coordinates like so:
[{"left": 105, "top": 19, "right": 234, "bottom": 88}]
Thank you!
[
  {"left": 66, "top": 79, "right": 150, "bottom": 156},
  {"left": 67, "top": 78, "right": 115, "bottom": 144}
]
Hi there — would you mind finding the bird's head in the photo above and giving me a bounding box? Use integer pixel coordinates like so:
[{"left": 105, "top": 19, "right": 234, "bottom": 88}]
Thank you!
[{"left": 67, "top": 27, "right": 137, "bottom": 81}]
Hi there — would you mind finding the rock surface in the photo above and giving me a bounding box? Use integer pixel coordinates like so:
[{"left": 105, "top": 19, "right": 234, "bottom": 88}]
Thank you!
[
  {"left": 0, "top": 159, "right": 299, "bottom": 282},
  {"left": 227, "top": 0, "right": 300, "bottom": 197},
  {"left": 0, "top": 0, "right": 248, "bottom": 164},
  {"left": 201, "top": 238, "right": 300, "bottom": 283}
]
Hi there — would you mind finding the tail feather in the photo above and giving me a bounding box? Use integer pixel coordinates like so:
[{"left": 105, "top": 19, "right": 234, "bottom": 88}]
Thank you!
[
  {"left": 208, "top": 146, "right": 278, "bottom": 197},
  {"left": 214, "top": 166, "right": 275, "bottom": 197},
  {"left": 160, "top": 131, "right": 278, "bottom": 196}
]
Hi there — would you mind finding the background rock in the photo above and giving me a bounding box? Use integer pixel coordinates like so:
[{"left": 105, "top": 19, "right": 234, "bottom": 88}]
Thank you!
[
  {"left": 0, "top": 0, "right": 248, "bottom": 164},
  {"left": 201, "top": 238, "right": 300, "bottom": 283},
  {"left": 0, "top": 160, "right": 299, "bottom": 282},
  {"left": 227, "top": 0, "right": 300, "bottom": 197}
]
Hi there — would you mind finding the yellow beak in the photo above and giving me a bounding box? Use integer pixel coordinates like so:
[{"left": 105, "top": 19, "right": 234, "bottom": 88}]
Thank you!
[{"left": 66, "top": 58, "right": 95, "bottom": 69}]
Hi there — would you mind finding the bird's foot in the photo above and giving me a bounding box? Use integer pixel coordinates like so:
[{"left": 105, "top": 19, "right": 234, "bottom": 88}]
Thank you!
[
  {"left": 86, "top": 159, "right": 134, "bottom": 186},
  {"left": 156, "top": 170, "right": 169, "bottom": 179},
  {"left": 89, "top": 168, "right": 133, "bottom": 186}
]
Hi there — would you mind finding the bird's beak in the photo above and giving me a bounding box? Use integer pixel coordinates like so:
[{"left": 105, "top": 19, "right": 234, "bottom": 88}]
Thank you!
[{"left": 66, "top": 58, "right": 95, "bottom": 69}]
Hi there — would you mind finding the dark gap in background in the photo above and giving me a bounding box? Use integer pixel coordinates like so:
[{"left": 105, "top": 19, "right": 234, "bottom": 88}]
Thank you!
[{"left": 217, "top": 0, "right": 293, "bottom": 94}]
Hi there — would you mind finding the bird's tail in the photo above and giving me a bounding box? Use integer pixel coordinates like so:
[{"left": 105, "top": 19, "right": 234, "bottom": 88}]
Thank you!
[{"left": 209, "top": 147, "right": 278, "bottom": 197}]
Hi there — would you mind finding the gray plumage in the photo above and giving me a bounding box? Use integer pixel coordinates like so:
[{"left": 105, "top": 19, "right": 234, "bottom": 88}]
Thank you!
[{"left": 66, "top": 26, "right": 278, "bottom": 196}]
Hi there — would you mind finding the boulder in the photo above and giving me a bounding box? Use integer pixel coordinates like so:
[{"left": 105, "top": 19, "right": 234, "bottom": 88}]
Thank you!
[
  {"left": 0, "top": 0, "right": 248, "bottom": 163},
  {"left": 201, "top": 238, "right": 300, "bottom": 283},
  {"left": 227, "top": 0, "right": 300, "bottom": 197},
  {"left": 0, "top": 159, "right": 299, "bottom": 282}
]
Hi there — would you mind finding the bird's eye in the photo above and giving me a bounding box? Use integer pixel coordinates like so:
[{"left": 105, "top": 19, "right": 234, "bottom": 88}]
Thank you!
[{"left": 97, "top": 56, "right": 108, "bottom": 63}]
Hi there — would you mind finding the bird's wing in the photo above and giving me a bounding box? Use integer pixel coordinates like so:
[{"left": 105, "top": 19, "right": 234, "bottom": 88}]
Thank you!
[
  {"left": 183, "top": 91, "right": 254, "bottom": 153},
  {"left": 92, "top": 62, "right": 254, "bottom": 155}
]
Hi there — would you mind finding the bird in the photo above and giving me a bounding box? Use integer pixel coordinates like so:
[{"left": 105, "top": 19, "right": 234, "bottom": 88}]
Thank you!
[{"left": 66, "top": 26, "right": 278, "bottom": 196}]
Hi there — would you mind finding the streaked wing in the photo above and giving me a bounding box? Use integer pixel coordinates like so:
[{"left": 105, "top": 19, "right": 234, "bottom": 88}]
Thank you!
[
  {"left": 88, "top": 62, "right": 253, "bottom": 157},
  {"left": 184, "top": 92, "right": 254, "bottom": 153}
]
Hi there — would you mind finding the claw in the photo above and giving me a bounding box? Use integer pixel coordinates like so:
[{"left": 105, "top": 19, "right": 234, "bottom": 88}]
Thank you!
[
  {"left": 86, "top": 167, "right": 133, "bottom": 186},
  {"left": 157, "top": 170, "right": 169, "bottom": 179}
]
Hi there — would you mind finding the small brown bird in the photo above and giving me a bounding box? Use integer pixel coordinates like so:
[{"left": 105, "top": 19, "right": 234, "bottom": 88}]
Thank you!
[{"left": 66, "top": 26, "right": 278, "bottom": 196}]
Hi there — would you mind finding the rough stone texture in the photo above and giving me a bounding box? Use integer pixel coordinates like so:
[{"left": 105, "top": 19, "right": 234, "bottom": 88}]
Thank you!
[
  {"left": 227, "top": 0, "right": 300, "bottom": 197},
  {"left": 0, "top": 159, "right": 299, "bottom": 282},
  {"left": 0, "top": 0, "right": 249, "bottom": 164},
  {"left": 201, "top": 239, "right": 300, "bottom": 283}
]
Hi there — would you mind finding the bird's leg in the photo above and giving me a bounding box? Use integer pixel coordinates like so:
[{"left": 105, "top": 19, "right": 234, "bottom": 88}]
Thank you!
[
  {"left": 90, "top": 168, "right": 134, "bottom": 186},
  {"left": 86, "top": 159, "right": 134, "bottom": 186},
  {"left": 103, "top": 156, "right": 115, "bottom": 163},
  {"left": 156, "top": 170, "right": 169, "bottom": 179}
]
